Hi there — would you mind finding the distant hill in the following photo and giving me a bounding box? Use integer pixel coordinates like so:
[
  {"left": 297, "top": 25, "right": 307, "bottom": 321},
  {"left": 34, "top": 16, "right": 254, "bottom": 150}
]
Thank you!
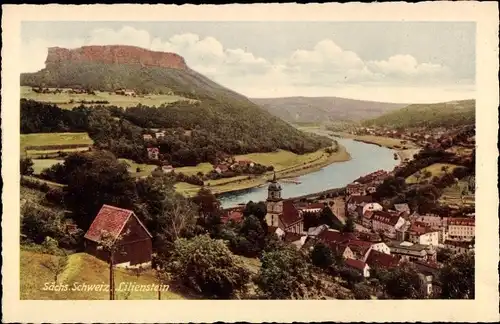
[
  {"left": 251, "top": 96, "right": 406, "bottom": 124},
  {"left": 361, "top": 99, "right": 475, "bottom": 129},
  {"left": 21, "top": 45, "right": 332, "bottom": 165}
]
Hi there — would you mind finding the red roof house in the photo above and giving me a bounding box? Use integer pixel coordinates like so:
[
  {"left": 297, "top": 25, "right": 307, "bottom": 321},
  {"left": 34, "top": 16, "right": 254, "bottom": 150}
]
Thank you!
[
  {"left": 365, "top": 250, "right": 400, "bottom": 269},
  {"left": 84, "top": 205, "right": 153, "bottom": 268},
  {"left": 345, "top": 258, "right": 371, "bottom": 277}
]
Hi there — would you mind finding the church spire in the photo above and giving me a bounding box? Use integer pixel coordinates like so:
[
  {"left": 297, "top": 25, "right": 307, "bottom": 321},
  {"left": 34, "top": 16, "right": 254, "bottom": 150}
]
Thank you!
[{"left": 272, "top": 171, "right": 277, "bottom": 182}]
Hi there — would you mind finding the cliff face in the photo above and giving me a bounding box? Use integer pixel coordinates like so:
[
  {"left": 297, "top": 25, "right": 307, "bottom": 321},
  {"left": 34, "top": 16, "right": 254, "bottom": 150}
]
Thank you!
[{"left": 45, "top": 45, "right": 188, "bottom": 70}]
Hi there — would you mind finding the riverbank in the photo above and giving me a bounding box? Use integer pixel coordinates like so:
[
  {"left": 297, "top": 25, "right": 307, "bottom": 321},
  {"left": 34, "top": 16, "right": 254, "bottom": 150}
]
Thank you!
[
  {"left": 331, "top": 132, "right": 420, "bottom": 162},
  {"left": 176, "top": 144, "right": 351, "bottom": 197}
]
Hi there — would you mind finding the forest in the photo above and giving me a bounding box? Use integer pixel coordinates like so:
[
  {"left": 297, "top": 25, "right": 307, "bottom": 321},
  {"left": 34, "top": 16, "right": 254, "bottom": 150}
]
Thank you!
[{"left": 21, "top": 99, "right": 332, "bottom": 167}]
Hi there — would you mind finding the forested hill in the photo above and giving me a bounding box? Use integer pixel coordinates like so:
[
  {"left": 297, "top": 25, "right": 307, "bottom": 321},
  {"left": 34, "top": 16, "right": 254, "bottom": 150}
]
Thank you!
[
  {"left": 20, "top": 46, "right": 333, "bottom": 166},
  {"left": 361, "top": 99, "right": 475, "bottom": 129},
  {"left": 251, "top": 96, "right": 405, "bottom": 123}
]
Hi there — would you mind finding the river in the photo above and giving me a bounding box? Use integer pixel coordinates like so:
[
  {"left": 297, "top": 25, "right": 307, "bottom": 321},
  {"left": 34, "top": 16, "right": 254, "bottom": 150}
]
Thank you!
[{"left": 218, "top": 136, "right": 400, "bottom": 208}]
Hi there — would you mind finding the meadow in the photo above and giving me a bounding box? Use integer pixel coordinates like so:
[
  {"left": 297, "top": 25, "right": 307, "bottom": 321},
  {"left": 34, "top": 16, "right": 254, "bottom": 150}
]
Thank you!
[
  {"left": 21, "top": 86, "right": 193, "bottom": 109},
  {"left": 405, "top": 163, "right": 459, "bottom": 184},
  {"left": 21, "top": 132, "right": 93, "bottom": 157},
  {"left": 20, "top": 249, "right": 186, "bottom": 300}
]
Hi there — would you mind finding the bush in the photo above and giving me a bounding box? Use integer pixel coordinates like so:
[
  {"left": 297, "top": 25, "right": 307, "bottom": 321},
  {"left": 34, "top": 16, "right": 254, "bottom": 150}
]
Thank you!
[
  {"left": 164, "top": 235, "right": 251, "bottom": 299},
  {"left": 45, "top": 188, "right": 65, "bottom": 205}
]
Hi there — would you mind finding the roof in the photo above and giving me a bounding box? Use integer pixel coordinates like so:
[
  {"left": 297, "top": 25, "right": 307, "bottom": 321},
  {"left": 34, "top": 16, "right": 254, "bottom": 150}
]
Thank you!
[
  {"left": 448, "top": 217, "right": 475, "bottom": 226},
  {"left": 279, "top": 200, "right": 302, "bottom": 227},
  {"left": 221, "top": 210, "right": 244, "bottom": 224},
  {"left": 296, "top": 202, "right": 326, "bottom": 210},
  {"left": 372, "top": 211, "right": 401, "bottom": 226},
  {"left": 387, "top": 241, "right": 428, "bottom": 252},
  {"left": 147, "top": 147, "right": 159, "bottom": 152},
  {"left": 346, "top": 240, "right": 372, "bottom": 257},
  {"left": 366, "top": 250, "right": 399, "bottom": 269},
  {"left": 345, "top": 258, "right": 368, "bottom": 271},
  {"left": 394, "top": 203, "right": 410, "bottom": 212},
  {"left": 84, "top": 205, "right": 152, "bottom": 243},
  {"left": 348, "top": 195, "right": 373, "bottom": 205},
  {"left": 317, "top": 230, "right": 357, "bottom": 245},
  {"left": 283, "top": 232, "right": 305, "bottom": 244}
]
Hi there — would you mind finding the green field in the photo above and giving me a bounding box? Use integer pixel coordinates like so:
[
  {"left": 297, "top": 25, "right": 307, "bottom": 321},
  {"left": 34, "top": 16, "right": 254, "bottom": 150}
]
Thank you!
[
  {"left": 406, "top": 163, "right": 459, "bottom": 184},
  {"left": 21, "top": 132, "right": 93, "bottom": 157},
  {"left": 21, "top": 86, "right": 193, "bottom": 109},
  {"left": 32, "top": 159, "right": 63, "bottom": 174},
  {"left": 362, "top": 99, "right": 475, "bottom": 129},
  {"left": 235, "top": 149, "right": 325, "bottom": 172},
  {"left": 439, "top": 178, "right": 475, "bottom": 207},
  {"left": 20, "top": 250, "right": 186, "bottom": 300}
]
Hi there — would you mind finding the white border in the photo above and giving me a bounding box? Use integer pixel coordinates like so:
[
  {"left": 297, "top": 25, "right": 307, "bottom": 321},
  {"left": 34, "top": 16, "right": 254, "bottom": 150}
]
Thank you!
[{"left": 2, "top": 3, "right": 499, "bottom": 323}]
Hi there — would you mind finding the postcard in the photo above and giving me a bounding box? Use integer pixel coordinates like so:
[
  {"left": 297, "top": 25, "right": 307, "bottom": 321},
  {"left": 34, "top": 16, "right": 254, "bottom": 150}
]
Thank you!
[{"left": 2, "top": 3, "right": 499, "bottom": 323}]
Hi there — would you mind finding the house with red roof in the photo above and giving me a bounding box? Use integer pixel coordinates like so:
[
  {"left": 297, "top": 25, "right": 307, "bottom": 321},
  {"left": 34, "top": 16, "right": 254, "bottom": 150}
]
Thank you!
[
  {"left": 346, "top": 183, "right": 367, "bottom": 196},
  {"left": 346, "top": 195, "right": 373, "bottom": 218},
  {"left": 84, "top": 205, "right": 153, "bottom": 268},
  {"left": 407, "top": 222, "right": 439, "bottom": 246},
  {"left": 371, "top": 210, "right": 407, "bottom": 239},
  {"left": 446, "top": 217, "right": 475, "bottom": 242},
  {"left": 345, "top": 258, "right": 371, "bottom": 278},
  {"left": 221, "top": 210, "right": 244, "bottom": 224},
  {"left": 147, "top": 147, "right": 159, "bottom": 160},
  {"left": 277, "top": 200, "right": 304, "bottom": 234},
  {"left": 365, "top": 250, "right": 400, "bottom": 269}
]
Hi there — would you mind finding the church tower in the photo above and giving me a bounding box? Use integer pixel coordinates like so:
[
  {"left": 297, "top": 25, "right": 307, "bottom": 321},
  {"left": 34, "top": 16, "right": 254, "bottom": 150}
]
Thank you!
[{"left": 265, "top": 172, "right": 283, "bottom": 227}]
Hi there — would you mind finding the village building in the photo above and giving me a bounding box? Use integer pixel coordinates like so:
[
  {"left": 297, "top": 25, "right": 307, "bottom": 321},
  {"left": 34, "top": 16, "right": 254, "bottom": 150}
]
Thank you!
[
  {"left": 155, "top": 131, "right": 166, "bottom": 139},
  {"left": 346, "top": 182, "right": 367, "bottom": 196},
  {"left": 446, "top": 217, "right": 475, "bottom": 242},
  {"left": 443, "top": 240, "right": 474, "bottom": 254},
  {"left": 407, "top": 222, "right": 440, "bottom": 246},
  {"left": 115, "top": 89, "right": 136, "bottom": 96},
  {"left": 365, "top": 249, "right": 400, "bottom": 269},
  {"left": 345, "top": 259, "right": 371, "bottom": 278},
  {"left": 418, "top": 271, "right": 435, "bottom": 297},
  {"left": 264, "top": 174, "right": 304, "bottom": 234},
  {"left": 221, "top": 209, "right": 244, "bottom": 224},
  {"left": 147, "top": 147, "right": 159, "bottom": 160},
  {"left": 346, "top": 195, "right": 373, "bottom": 218},
  {"left": 371, "top": 211, "right": 407, "bottom": 239},
  {"left": 214, "top": 164, "right": 229, "bottom": 174},
  {"left": 394, "top": 203, "right": 411, "bottom": 216},
  {"left": 362, "top": 202, "right": 383, "bottom": 216},
  {"left": 161, "top": 165, "right": 174, "bottom": 173},
  {"left": 143, "top": 134, "right": 153, "bottom": 141},
  {"left": 84, "top": 205, "right": 153, "bottom": 268},
  {"left": 386, "top": 241, "right": 437, "bottom": 263}
]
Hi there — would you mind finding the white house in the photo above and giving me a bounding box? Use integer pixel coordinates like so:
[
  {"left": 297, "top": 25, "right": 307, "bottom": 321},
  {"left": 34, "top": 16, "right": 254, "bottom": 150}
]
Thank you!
[
  {"left": 447, "top": 218, "right": 475, "bottom": 242},
  {"left": 371, "top": 211, "right": 406, "bottom": 239},
  {"left": 161, "top": 165, "right": 174, "bottom": 173},
  {"left": 362, "top": 202, "right": 383, "bottom": 215},
  {"left": 345, "top": 258, "right": 370, "bottom": 278}
]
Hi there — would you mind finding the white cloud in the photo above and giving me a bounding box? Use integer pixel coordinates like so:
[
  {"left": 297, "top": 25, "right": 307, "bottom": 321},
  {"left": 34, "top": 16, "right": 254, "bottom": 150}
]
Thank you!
[{"left": 20, "top": 25, "right": 473, "bottom": 102}]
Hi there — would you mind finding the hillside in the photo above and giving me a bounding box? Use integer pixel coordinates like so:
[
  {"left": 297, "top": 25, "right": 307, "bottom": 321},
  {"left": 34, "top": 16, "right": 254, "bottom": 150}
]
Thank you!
[
  {"left": 20, "top": 249, "right": 186, "bottom": 300},
  {"left": 361, "top": 99, "right": 475, "bottom": 129},
  {"left": 251, "top": 96, "right": 406, "bottom": 123},
  {"left": 20, "top": 45, "right": 332, "bottom": 165}
]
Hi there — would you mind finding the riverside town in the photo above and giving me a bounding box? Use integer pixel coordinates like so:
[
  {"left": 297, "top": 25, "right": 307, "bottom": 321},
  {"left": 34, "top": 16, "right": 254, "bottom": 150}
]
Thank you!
[{"left": 19, "top": 21, "right": 475, "bottom": 301}]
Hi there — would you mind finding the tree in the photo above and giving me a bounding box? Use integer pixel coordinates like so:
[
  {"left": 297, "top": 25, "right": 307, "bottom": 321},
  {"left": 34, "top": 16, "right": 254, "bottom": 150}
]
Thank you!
[
  {"left": 243, "top": 201, "right": 267, "bottom": 223},
  {"left": 385, "top": 262, "right": 423, "bottom": 299},
  {"left": 165, "top": 235, "right": 251, "bottom": 299},
  {"left": 353, "top": 282, "right": 372, "bottom": 299},
  {"left": 20, "top": 157, "right": 34, "bottom": 176},
  {"left": 192, "top": 187, "right": 221, "bottom": 219},
  {"left": 437, "top": 247, "right": 454, "bottom": 263},
  {"left": 440, "top": 251, "right": 474, "bottom": 299},
  {"left": 135, "top": 174, "right": 197, "bottom": 252},
  {"left": 310, "top": 242, "right": 334, "bottom": 269},
  {"left": 39, "top": 237, "right": 69, "bottom": 283},
  {"left": 64, "top": 151, "right": 138, "bottom": 231},
  {"left": 257, "top": 245, "right": 321, "bottom": 299},
  {"left": 343, "top": 217, "right": 356, "bottom": 233},
  {"left": 234, "top": 215, "right": 267, "bottom": 257},
  {"left": 96, "top": 229, "right": 130, "bottom": 300}
]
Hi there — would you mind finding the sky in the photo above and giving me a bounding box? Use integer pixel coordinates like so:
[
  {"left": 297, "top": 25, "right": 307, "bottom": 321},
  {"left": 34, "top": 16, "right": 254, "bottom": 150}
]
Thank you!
[{"left": 21, "top": 21, "right": 476, "bottom": 103}]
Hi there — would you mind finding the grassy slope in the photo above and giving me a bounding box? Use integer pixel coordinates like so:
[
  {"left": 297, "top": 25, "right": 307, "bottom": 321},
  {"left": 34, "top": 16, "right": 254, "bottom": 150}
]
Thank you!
[
  {"left": 21, "top": 86, "right": 191, "bottom": 109},
  {"left": 405, "top": 163, "right": 459, "bottom": 184},
  {"left": 252, "top": 96, "right": 405, "bottom": 123},
  {"left": 20, "top": 250, "right": 185, "bottom": 300},
  {"left": 362, "top": 99, "right": 475, "bottom": 129},
  {"left": 21, "top": 132, "right": 93, "bottom": 157}
]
